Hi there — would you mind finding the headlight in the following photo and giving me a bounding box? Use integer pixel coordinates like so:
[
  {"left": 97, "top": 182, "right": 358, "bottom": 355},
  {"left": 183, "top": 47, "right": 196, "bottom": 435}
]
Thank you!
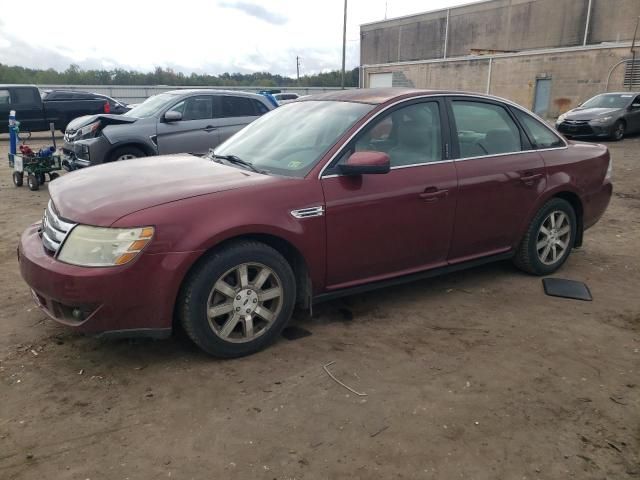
[
  {"left": 591, "top": 116, "right": 613, "bottom": 124},
  {"left": 58, "top": 225, "right": 154, "bottom": 267},
  {"left": 78, "top": 121, "right": 101, "bottom": 138},
  {"left": 557, "top": 113, "right": 567, "bottom": 123}
]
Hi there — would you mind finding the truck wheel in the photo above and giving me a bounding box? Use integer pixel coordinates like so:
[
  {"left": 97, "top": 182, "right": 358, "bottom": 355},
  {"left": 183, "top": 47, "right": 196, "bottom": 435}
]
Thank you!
[
  {"left": 178, "top": 241, "right": 296, "bottom": 358},
  {"left": 513, "top": 198, "right": 576, "bottom": 275},
  {"left": 13, "top": 172, "right": 23, "bottom": 187},
  {"left": 108, "top": 146, "right": 145, "bottom": 162},
  {"left": 27, "top": 174, "right": 40, "bottom": 191}
]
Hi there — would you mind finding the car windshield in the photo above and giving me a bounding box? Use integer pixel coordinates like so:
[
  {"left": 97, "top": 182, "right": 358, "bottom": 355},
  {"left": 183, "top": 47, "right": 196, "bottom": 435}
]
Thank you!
[
  {"left": 124, "top": 93, "right": 180, "bottom": 118},
  {"left": 581, "top": 94, "right": 633, "bottom": 109},
  {"left": 213, "top": 100, "right": 374, "bottom": 177}
]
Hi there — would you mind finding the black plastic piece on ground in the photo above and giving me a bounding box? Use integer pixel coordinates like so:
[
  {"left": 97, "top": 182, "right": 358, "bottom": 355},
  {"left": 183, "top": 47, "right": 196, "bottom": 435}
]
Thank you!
[
  {"left": 281, "top": 325, "right": 312, "bottom": 341},
  {"left": 542, "top": 278, "right": 592, "bottom": 301}
]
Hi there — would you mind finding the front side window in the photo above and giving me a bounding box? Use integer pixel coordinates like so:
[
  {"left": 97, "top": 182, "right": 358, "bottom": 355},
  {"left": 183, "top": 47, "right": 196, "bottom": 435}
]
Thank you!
[
  {"left": 12, "top": 88, "right": 39, "bottom": 105},
  {"left": 181, "top": 96, "right": 213, "bottom": 120},
  {"left": 513, "top": 109, "right": 564, "bottom": 149},
  {"left": 353, "top": 102, "right": 442, "bottom": 167},
  {"left": 451, "top": 101, "right": 522, "bottom": 158},
  {"left": 214, "top": 100, "right": 373, "bottom": 177}
]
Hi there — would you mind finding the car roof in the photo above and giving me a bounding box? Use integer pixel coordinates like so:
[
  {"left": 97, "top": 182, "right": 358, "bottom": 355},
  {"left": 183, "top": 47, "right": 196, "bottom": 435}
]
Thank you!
[{"left": 164, "top": 89, "right": 268, "bottom": 100}]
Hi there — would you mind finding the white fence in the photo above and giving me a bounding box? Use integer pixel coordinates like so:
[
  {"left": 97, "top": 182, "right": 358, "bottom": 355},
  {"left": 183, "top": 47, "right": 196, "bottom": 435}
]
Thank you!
[{"left": 39, "top": 84, "right": 353, "bottom": 104}]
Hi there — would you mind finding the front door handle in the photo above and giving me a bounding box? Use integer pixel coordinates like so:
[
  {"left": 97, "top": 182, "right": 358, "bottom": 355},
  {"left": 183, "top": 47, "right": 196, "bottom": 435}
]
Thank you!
[
  {"left": 204, "top": 125, "right": 218, "bottom": 132},
  {"left": 419, "top": 187, "right": 449, "bottom": 202},
  {"left": 520, "top": 172, "right": 543, "bottom": 185}
]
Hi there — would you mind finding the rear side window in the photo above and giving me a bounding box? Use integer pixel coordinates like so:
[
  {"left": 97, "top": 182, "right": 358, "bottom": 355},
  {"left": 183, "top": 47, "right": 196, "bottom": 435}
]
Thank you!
[
  {"left": 0, "top": 89, "right": 10, "bottom": 105},
  {"left": 220, "top": 96, "right": 259, "bottom": 117},
  {"left": 11, "top": 88, "right": 39, "bottom": 105},
  {"left": 451, "top": 100, "right": 522, "bottom": 158},
  {"left": 253, "top": 99, "right": 269, "bottom": 115},
  {"left": 513, "top": 109, "right": 564, "bottom": 149}
]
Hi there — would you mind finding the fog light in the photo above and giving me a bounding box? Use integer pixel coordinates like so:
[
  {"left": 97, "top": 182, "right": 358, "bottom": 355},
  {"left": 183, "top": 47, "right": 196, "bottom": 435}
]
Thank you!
[{"left": 72, "top": 308, "right": 85, "bottom": 320}]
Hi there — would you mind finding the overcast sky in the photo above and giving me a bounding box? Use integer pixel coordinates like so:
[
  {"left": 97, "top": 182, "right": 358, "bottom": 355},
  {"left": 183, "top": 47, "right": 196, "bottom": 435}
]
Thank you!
[{"left": 0, "top": 0, "right": 472, "bottom": 77}]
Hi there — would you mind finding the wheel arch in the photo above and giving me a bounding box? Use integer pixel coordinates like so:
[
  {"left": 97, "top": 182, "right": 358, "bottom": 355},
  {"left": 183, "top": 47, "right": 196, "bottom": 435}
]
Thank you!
[
  {"left": 552, "top": 191, "right": 584, "bottom": 247},
  {"left": 176, "top": 232, "right": 313, "bottom": 318},
  {"left": 105, "top": 142, "right": 156, "bottom": 162}
]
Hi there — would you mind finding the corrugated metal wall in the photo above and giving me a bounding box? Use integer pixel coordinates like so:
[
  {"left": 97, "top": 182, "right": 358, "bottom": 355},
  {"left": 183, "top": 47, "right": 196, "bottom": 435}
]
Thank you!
[{"left": 38, "top": 85, "right": 351, "bottom": 104}]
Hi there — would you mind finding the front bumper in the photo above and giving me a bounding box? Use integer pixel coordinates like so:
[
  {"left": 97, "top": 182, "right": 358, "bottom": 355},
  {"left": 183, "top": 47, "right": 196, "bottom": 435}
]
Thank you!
[
  {"left": 18, "top": 223, "right": 201, "bottom": 336},
  {"left": 62, "top": 136, "right": 111, "bottom": 169},
  {"left": 556, "top": 121, "right": 613, "bottom": 138}
]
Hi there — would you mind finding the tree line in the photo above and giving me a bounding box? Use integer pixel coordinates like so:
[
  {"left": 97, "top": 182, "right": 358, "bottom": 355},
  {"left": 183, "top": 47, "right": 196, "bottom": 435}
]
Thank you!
[{"left": 0, "top": 63, "right": 360, "bottom": 88}]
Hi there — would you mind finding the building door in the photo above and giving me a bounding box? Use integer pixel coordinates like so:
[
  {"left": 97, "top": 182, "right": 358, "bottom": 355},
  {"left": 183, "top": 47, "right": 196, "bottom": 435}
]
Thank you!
[
  {"left": 533, "top": 78, "right": 552, "bottom": 117},
  {"left": 369, "top": 72, "right": 393, "bottom": 88}
]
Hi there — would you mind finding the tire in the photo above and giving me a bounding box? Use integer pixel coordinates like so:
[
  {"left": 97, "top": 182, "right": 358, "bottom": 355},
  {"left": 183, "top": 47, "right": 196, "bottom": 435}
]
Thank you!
[
  {"left": 178, "top": 241, "right": 296, "bottom": 358},
  {"left": 27, "top": 174, "right": 39, "bottom": 191},
  {"left": 13, "top": 171, "right": 23, "bottom": 187},
  {"left": 611, "top": 120, "right": 625, "bottom": 141},
  {"left": 37, "top": 172, "right": 46, "bottom": 185},
  {"left": 49, "top": 172, "right": 59, "bottom": 181},
  {"left": 108, "top": 146, "right": 145, "bottom": 163},
  {"left": 513, "top": 198, "right": 577, "bottom": 275}
]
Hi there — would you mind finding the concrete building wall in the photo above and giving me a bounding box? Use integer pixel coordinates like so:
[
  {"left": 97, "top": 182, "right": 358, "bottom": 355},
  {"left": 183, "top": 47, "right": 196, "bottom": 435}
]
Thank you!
[
  {"left": 362, "top": 46, "right": 631, "bottom": 118},
  {"left": 361, "top": 0, "right": 640, "bottom": 65}
]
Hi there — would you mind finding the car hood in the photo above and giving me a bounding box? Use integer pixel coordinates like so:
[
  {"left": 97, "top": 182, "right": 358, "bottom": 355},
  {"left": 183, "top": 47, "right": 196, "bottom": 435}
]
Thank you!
[
  {"left": 65, "top": 113, "right": 137, "bottom": 133},
  {"left": 562, "top": 107, "right": 620, "bottom": 121},
  {"left": 50, "top": 155, "right": 271, "bottom": 226}
]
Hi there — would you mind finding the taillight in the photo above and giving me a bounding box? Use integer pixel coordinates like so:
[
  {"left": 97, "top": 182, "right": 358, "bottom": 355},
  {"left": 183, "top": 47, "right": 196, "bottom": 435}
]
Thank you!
[{"left": 104, "top": 102, "right": 110, "bottom": 114}]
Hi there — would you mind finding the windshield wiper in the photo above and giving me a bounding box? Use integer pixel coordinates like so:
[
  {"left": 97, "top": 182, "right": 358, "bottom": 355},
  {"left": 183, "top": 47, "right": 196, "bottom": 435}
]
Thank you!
[{"left": 210, "top": 153, "right": 265, "bottom": 174}]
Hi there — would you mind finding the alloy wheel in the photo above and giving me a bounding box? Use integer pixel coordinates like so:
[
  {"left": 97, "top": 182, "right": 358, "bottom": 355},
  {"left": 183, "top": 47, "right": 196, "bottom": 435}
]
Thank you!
[
  {"left": 117, "top": 154, "right": 137, "bottom": 161},
  {"left": 206, "top": 262, "right": 283, "bottom": 343},
  {"left": 536, "top": 210, "right": 571, "bottom": 265}
]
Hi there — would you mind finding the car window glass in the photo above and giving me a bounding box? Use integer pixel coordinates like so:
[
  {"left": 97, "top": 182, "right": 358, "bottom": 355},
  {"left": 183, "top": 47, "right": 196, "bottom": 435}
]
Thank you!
[
  {"left": 513, "top": 109, "right": 564, "bottom": 149},
  {"left": 221, "top": 96, "right": 257, "bottom": 117},
  {"left": 11, "top": 88, "right": 39, "bottom": 105},
  {"left": 252, "top": 99, "right": 269, "bottom": 115},
  {"left": 452, "top": 101, "right": 522, "bottom": 158},
  {"left": 0, "top": 89, "right": 10, "bottom": 105},
  {"left": 168, "top": 100, "right": 186, "bottom": 116},
  {"left": 182, "top": 96, "right": 213, "bottom": 121},
  {"left": 352, "top": 102, "right": 442, "bottom": 167}
]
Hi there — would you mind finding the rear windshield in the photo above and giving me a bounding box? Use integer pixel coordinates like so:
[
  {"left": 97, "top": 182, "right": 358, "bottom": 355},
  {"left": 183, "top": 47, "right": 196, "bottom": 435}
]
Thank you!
[
  {"left": 581, "top": 94, "right": 633, "bottom": 109},
  {"left": 125, "top": 93, "right": 180, "bottom": 118}
]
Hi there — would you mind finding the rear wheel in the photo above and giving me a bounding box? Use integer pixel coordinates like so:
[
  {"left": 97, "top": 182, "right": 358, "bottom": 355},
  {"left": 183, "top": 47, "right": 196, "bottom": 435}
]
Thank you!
[
  {"left": 37, "top": 172, "right": 46, "bottom": 185},
  {"left": 108, "top": 146, "right": 145, "bottom": 163},
  {"left": 611, "top": 120, "right": 625, "bottom": 141},
  {"left": 514, "top": 198, "right": 576, "bottom": 275},
  {"left": 27, "top": 174, "right": 39, "bottom": 191},
  {"left": 178, "top": 241, "right": 296, "bottom": 357}
]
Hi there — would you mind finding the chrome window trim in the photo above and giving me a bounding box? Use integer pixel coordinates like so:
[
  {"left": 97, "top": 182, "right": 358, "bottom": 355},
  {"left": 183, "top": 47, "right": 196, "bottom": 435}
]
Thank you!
[{"left": 317, "top": 93, "right": 568, "bottom": 179}]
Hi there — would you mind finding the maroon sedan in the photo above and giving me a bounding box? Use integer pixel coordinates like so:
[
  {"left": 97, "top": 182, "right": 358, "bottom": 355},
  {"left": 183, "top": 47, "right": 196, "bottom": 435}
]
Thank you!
[{"left": 18, "top": 89, "right": 612, "bottom": 357}]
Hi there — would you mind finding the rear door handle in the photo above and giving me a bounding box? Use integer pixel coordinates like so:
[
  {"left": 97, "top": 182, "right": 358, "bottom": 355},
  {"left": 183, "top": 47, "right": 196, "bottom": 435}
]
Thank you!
[
  {"left": 520, "top": 172, "right": 543, "bottom": 185},
  {"left": 204, "top": 125, "right": 218, "bottom": 132},
  {"left": 419, "top": 187, "right": 449, "bottom": 202}
]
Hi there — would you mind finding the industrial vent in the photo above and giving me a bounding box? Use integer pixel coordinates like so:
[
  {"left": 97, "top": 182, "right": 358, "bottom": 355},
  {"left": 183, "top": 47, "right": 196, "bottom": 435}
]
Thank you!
[{"left": 624, "top": 59, "right": 640, "bottom": 88}]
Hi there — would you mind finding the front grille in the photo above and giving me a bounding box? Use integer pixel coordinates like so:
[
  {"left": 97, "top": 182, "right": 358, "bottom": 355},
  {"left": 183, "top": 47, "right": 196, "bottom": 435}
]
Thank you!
[
  {"left": 41, "top": 200, "right": 75, "bottom": 255},
  {"left": 558, "top": 120, "right": 593, "bottom": 136}
]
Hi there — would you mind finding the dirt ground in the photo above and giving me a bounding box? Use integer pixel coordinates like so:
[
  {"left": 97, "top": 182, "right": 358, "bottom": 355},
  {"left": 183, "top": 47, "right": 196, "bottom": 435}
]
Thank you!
[{"left": 0, "top": 132, "right": 638, "bottom": 480}]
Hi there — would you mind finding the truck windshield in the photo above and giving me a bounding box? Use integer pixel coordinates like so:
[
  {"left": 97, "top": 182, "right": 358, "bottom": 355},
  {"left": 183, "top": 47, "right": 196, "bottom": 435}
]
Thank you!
[
  {"left": 213, "top": 100, "right": 374, "bottom": 178},
  {"left": 581, "top": 94, "right": 633, "bottom": 109},
  {"left": 125, "top": 93, "right": 181, "bottom": 118}
]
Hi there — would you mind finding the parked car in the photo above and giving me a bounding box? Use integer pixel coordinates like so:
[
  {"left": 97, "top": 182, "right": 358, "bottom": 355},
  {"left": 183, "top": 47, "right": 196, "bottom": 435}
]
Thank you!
[
  {"left": 43, "top": 90, "right": 131, "bottom": 115},
  {"left": 273, "top": 92, "right": 303, "bottom": 105},
  {"left": 18, "top": 89, "right": 612, "bottom": 358},
  {"left": 555, "top": 92, "right": 640, "bottom": 140},
  {"left": 62, "top": 89, "right": 274, "bottom": 168},
  {"left": 0, "top": 85, "right": 113, "bottom": 133}
]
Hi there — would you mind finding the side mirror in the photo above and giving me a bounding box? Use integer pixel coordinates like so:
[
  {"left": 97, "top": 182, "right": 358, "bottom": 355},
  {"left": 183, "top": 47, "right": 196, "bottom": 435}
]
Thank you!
[
  {"left": 631, "top": 103, "right": 640, "bottom": 109},
  {"left": 164, "top": 110, "right": 182, "bottom": 122},
  {"left": 338, "top": 151, "right": 390, "bottom": 175}
]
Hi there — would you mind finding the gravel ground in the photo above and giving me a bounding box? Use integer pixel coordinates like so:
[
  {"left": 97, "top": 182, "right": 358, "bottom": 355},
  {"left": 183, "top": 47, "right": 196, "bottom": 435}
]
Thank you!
[{"left": 0, "top": 133, "right": 638, "bottom": 480}]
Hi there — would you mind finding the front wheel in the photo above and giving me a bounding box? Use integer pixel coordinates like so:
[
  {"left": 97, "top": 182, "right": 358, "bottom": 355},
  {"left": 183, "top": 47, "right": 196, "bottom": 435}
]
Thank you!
[
  {"left": 12, "top": 171, "right": 23, "bottom": 187},
  {"left": 611, "top": 120, "right": 625, "bottom": 141},
  {"left": 514, "top": 198, "right": 577, "bottom": 275},
  {"left": 178, "top": 241, "right": 296, "bottom": 357},
  {"left": 108, "top": 146, "right": 145, "bottom": 163},
  {"left": 27, "top": 174, "right": 39, "bottom": 191}
]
